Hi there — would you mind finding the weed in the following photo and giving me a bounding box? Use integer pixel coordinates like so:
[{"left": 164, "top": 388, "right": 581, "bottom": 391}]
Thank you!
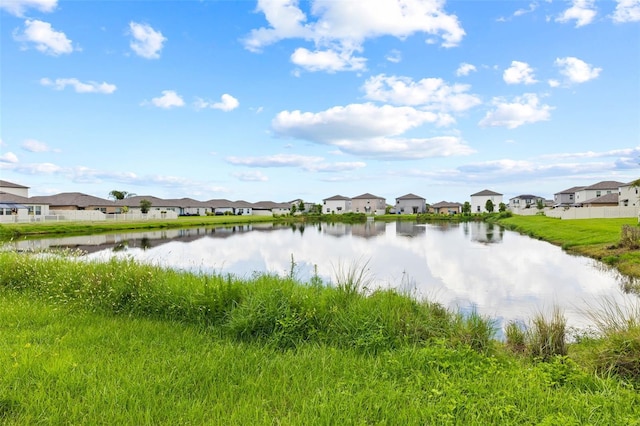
[{"left": 528, "top": 306, "right": 567, "bottom": 361}]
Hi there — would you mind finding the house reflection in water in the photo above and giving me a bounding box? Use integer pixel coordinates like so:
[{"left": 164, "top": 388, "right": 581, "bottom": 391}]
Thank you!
[
  {"left": 465, "top": 221, "right": 504, "bottom": 244},
  {"left": 395, "top": 221, "right": 426, "bottom": 238}
]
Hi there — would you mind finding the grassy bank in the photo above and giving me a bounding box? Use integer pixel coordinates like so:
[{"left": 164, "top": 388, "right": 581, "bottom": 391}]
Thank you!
[
  {"left": 1, "top": 251, "right": 639, "bottom": 424},
  {"left": 496, "top": 215, "right": 640, "bottom": 279}
]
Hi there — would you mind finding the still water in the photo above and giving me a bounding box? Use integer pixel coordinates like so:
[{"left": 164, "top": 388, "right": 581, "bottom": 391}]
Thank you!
[{"left": 8, "top": 221, "right": 636, "bottom": 330}]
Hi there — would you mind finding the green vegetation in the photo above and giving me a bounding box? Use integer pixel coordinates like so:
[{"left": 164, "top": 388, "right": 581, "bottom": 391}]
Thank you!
[
  {"left": 495, "top": 215, "right": 640, "bottom": 278},
  {"left": 1, "top": 250, "right": 639, "bottom": 424}
]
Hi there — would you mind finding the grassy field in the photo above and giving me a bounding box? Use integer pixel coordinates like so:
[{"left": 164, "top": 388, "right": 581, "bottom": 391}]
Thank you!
[
  {"left": 1, "top": 250, "right": 639, "bottom": 424},
  {"left": 496, "top": 215, "right": 640, "bottom": 278}
]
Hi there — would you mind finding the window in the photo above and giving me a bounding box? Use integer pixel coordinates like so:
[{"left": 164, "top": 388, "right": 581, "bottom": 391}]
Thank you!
[
  {"left": 596, "top": 191, "right": 601, "bottom": 197},
  {"left": 35, "top": 206, "right": 42, "bottom": 215}
]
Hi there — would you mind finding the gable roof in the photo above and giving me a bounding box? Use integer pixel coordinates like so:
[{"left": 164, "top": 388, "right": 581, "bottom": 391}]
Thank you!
[
  {"left": 396, "top": 193, "right": 425, "bottom": 200},
  {"left": 583, "top": 193, "right": 619, "bottom": 204},
  {"left": 582, "top": 181, "right": 625, "bottom": 190},
  {"left": 0, "top": 180, "right": 29, "bottom": 189},
  {"left": 0, "top": 192, "right": 34, "bottom": 204},
  {"left": 29, "top": 192, "right": 113, "bottom": 207},
  {"left": 555, "top": 186, "right": 585, "bottom": 195},
  {"left": 323, "top": 195, "right": 351, "bottom": 201},
  {"left": 509, "top": 194, "right": 543, "bottom": 200},
  {"left": 431, "top": 201, "right": 463, "bottom": 208},
  {"left": 471, "top": 189, "right": 502, "bottom": 197},
  {"left": 352, "top": 193, "right": 384, "bottom": 200}
]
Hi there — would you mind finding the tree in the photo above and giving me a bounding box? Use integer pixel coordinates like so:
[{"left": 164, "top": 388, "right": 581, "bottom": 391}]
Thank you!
[
  {"left": 498, "top": 202, "right": 507, "bottom": 212},
  {"left": 140, "top": 199, "right": 152, "bottom": 214},
  {"left": 109, "top": 190, "right": 136, "bottom": 200},
  {"left": 485, "top": 199, "right": 494, "bottom": 213},
  {"left": 291, "top": 204, "right": 297, "bottom": 215},
  {"left": 462, "top": 201, "right": 471, "bottom": 215},
  {"left": 298, "top": 200, "right": 305, "bottom": 212},
  {"left": 536, "top": 198, "right": 544, "bottom": 210}
]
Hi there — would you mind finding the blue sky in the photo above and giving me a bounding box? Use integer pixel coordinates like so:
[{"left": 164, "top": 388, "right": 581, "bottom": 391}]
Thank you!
[{"left": 1, "top": 0, "right": 639, "bottom": 204}]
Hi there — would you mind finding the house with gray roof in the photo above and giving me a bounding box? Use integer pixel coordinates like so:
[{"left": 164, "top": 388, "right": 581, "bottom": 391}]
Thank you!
[
  {"left": 509, "top": 194, "right": 545, "bottom": 210},
  {"left": 430, "top": 201, "right": 463, "bottom": 214},
  {"left": 352, "top": 193, "right": 386, "bottom": 215},
  {"left": 583, "top": 193, "right": 619, "bottom": 207},
  {"left": 574, "top": 181, "right": 624, "bottom": 206},
  {"left": 322, "top": 195, "right": 352, "bottom": 214},
  {"left": 395, "top": 193, "right": 426, "bottom": 214},
  {"left": 553, "top": 186, "right": 585, "bottom": 207},
  {"left": 30, "top": 192, "right": 116, "bottom": 213},
  {"left": 470, "top": 189, "right": 503, "bottom": 213},
  {"left": 0, "top": 180, "right": 29, "bottom": 198}
]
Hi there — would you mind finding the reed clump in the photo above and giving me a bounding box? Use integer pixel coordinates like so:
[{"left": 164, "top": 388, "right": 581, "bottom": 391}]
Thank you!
[{"left": 504, "top": 306, "right": 567, "bottom": 361}]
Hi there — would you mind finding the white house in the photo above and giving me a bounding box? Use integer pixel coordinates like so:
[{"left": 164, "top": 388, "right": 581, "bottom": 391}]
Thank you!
[
  {"left": 323, "top": 195, "right": 352, "bottom": 214},
  {"left": 574, "top": 181, "right": 624, "bottom": 205},
  {"left": 509, "top": 194, "right": 545, "bottom": 210},
  {"left": 470, "top": 189, "right": 503, "bottom": 213},
  {"left": 619, "top": 181, "right": 639, "bottom": 207},
  {"left": 0, "top": 180, "right": 29, "bottom": 197}
]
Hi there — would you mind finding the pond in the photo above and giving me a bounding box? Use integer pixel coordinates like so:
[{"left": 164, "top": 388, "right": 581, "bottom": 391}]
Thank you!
[{"left": 6, "top": 221, "right": 637, "bottom": 331}]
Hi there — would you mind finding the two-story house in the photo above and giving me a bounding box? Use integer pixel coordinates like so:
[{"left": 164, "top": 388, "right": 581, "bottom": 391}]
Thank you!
[
  {"left": 574, "top": 181, "right": 624, "bottom": 205},
  {"left": 352, "top": 193, "right": 386, "bottom": 215},
  {"left": 323, "top": 195, "right": 352, "bottom": 214},
  {"left": 395, "top": 193, "right": 426, "bottom": 214},
  {"left": 553, "top": 186, "right": 585, "bottom": 207},
  {"left": 470, "top": 189, "right": 503, "bottom": 213}
]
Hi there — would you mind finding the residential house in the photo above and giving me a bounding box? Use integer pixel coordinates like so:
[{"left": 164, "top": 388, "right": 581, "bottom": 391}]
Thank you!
[
  {"left": 470, "top": 190, "right": 503, "bottom": 213},
  {"left": 252, "top": 201, "right": 291, "bottom": 216},
  {"left": 352, "top": 193, "right": 386, "bottom": 215},
  {"left": 323, "top": 195, "right": 352, "bottom": 214},
  {"left": 0, "top": 192, "right": 28, "bottom": 222},
  {"left": 553, "top": 186, "right": 585, "bottom": 207},
  {"left": 0, "top": 180, "right": 29, "bottom": 197},
  {"left": 619, "top": 181, "right": 639, "bottom": 207},
  {"left": 395, "top": 193, "right": 426, "bottom": 214},
  {"left": 288, "top": 199, "right": 316, "bottom": 214},
  {"left": 583, "top": 193, "right": 619, "bottom": 207},
  {"left": 574, "top": 181, "right": 624, "bottom": 205},
  {"left": 115, "top": 196, "right": 182, "bottom": 214},
  {"left": 430, "top": 201, "right": 463, "bottom": 214},
  {"left": 231, "top": 200, "right": 253, "bottom": 216},
  {"left": 207, "top": 199, "right": 235, "bottom": 215},
  {"left": 30, "top": 192, "right": 116, "bottom": 213},
  {"left": 509, "top": 194, "right": 545, "bottom": 210}
]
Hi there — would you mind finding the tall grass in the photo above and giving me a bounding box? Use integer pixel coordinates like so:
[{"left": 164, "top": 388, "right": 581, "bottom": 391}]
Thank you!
[
  {"left": 504, "top": 307, "right": 567, "bottom": 361},
  {"left": 0, "top": 250, "right": 493, "bottom": 354},
  {"left": 577, "top": 296, "right": 640, "bottom": 384}
]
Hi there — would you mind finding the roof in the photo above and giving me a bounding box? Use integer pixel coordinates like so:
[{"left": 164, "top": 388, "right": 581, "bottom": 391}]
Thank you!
[
  {"left": 583, "top": 193, "right": 619, "bottom": 204},
  {"left": 29, "top": 192, "right": 113, "bottom": 207},
  {"left": 431, "top": 201, "right": 463, "bottom": 208},
  {"left": 396, "top": 193, "right": 425, "bottom": 200},
  {"left": 555, "top": 186, "right": 585, "bottom": 195},
  {"left": 0, "top": 180, "right": 29, "bottom": 189},
  {"left": 352, "top": 193, "right": 385, "bottom": 200},
  {"left": 0, "top": 192, "right": 38, "bottom": 204},
  {"left": 323, "top": 195, "right": 351, "bottom": 201},
  {"left": 471, "top": 189, "right": 502, "bottom": 197},
  {"left": 620, "top": 179, "right": 640, "bottom": 188},
  {"left": 253, "top": 201, "right": 291, "bottom": 210},
  {"left": 582, "top": 181, "right": 625, "bottom": 191},
  {"left": 509, "top": 194, "right": 543, "bottom": 200}
]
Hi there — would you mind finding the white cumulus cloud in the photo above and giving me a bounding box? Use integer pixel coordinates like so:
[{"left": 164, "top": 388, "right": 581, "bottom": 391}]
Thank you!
[
  {"left": 0, "top": 0, "right": 57, "bottom": 16},
  {"left": 554, "top": 56, "right": 601, "bottom": 84},
  {"left": 243, "top": 0, "right": 465, "bottom": 73},
  {"left": 232, "top": 171, "right": 269, "bottom": 182},
  {"left": 503, "top": 61, "right": 537, "bottom": 85},
  {"left": 612, "top": 0, "right": 640, "bottom": 22},
  {"left": 21, "top": 139, "right": 58, "bottom": 152},
  {"left": 456, "top": 62, "right": 476, "bottom": 76},
  {"left": 194, "top": 94, "right": 240, "bottom": 111},
  {"left": 479, "top": 93, "right": 553, "bottom": 129},
  {"left": 271, "top": 103, "right": 473, "bottom": 160},
  {"left": 362, "top": 74, "right": 481, "bottom": 113},
  {"left": 0, "top": 152, "right": 19, "bottom": 163},
  {"left": 145, "top": 90, "right": 185, "bottom": 109},
  {"left": 129, "top": 22, "right": 166, "bottom": 59},
  {"left": 40, "top": 77, "right": 117, "bottom": 94},
  {"left": 556, "top": 0, "right": 597, "bottom": 27},
  {"left": 13, "top": 19, "right": 74, "bottom": 55}
]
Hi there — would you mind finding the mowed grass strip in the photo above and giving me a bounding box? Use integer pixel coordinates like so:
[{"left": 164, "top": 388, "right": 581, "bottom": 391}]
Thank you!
[{"left": 2, "top": 292, "right": 640, "bottom": 425}]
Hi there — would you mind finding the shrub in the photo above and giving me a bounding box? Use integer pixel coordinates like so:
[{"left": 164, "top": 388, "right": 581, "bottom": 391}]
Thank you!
[
  {"left": 528, "top": 306, "right": 567, "bottom": 361},
  {"left": 620, "top": 225, "right": 640, "bottom": 249}
]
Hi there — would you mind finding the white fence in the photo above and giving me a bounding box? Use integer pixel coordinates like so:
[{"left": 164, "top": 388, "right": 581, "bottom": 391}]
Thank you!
[
  {"left": 515, "top": 206, "right": 639, "bottom": 220},
  {"left": 0, "top": 210, "right": 179, "bottom": 223}
]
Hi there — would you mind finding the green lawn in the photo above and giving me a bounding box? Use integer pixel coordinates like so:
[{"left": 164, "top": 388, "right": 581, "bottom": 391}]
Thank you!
[{"left": 497, "top": 215, "right": 640, "bottom": 278}]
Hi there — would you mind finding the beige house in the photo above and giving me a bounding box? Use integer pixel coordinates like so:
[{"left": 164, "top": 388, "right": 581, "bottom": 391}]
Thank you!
[
  {"left": 30, "top": 192, "right": 117, "bottom": 213},
  {"left": 574, "top": 181, "right": 624, "bottom": 205},
  {"left": 430, "top": 201, "right": 463, "bottom": 214},
  {"left": 352, "top": 193, "right": 386, "bottom": 215}
]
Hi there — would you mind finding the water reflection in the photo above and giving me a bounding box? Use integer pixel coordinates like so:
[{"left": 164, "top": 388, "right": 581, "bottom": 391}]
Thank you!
[{"left": 4, "top": 221, "right": 637, "bottom": 330}]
